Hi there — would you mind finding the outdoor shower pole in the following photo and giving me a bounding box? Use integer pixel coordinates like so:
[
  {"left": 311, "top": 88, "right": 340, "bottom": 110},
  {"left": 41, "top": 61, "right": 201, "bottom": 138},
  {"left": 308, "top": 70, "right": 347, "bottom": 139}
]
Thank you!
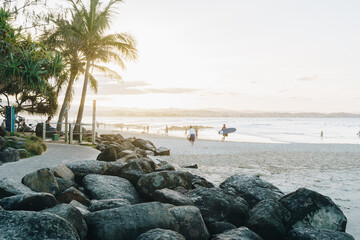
[{"left": 65, "top": 104, "right": 68, "bottom": 143}]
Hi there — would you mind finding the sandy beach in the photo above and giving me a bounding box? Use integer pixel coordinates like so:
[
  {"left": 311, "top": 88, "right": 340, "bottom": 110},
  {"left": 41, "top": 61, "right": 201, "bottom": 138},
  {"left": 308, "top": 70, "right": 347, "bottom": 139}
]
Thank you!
[{"left": 114, "top": 130, "right": 360, "bottom": 239}]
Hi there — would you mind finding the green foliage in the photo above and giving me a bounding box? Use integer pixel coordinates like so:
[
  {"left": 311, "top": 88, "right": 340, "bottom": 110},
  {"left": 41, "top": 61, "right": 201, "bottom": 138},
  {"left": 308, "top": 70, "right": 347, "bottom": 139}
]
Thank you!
[
  {"left": 0, "top": 7, "right": 66, "bottom": 116},
  {"left": 26, "top": 141, "right": 44, "bottom": 155},
  {"left": 19, "top": 149, "right": 30, "bottom": 158}
]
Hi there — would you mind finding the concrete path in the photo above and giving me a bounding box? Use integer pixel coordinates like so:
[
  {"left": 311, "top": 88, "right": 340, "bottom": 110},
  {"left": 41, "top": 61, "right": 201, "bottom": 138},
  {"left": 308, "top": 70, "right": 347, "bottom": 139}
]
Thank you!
[{"left": 0, "top": 143, "right": 100, "bottom": 182}]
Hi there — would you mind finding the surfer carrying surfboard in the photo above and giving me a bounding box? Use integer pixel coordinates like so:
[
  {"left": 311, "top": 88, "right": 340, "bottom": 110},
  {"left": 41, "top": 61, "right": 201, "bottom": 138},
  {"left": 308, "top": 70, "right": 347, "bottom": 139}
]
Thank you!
[{"left": 221, "top": 124, "right": 228, "bottom": 141}]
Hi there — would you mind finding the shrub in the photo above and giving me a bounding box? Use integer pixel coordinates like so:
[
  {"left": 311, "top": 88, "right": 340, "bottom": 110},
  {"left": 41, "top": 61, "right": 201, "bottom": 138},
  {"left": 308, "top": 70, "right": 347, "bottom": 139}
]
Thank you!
[{"left": 26, "top": 142, "right": 44, "bottom": 155}]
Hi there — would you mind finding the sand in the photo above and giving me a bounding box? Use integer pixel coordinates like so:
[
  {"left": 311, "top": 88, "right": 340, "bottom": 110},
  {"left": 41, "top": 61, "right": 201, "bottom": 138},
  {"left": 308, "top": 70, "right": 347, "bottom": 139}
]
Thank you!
[{"left": 115, "top": 130, "right": 360, "bottom": 239}]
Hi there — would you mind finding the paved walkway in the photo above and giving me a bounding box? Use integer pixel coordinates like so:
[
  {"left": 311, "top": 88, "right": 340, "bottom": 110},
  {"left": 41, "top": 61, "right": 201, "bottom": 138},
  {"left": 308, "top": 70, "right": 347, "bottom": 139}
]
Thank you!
[{"left": 0, "top": 143, "right": 100, "bottom": 182}]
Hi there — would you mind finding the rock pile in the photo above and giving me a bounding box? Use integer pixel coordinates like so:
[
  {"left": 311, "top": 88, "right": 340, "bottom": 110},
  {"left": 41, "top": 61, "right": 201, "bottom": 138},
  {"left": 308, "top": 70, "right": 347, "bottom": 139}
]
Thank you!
[
  {"left": 96, "top": 134, "right": 171, "bottom": 163},
  {"left": 0, "top": 136, "right": 21, "bottom": 165},
  {"left": 0, "top": 134, "right": 355, "bottom": 240}
]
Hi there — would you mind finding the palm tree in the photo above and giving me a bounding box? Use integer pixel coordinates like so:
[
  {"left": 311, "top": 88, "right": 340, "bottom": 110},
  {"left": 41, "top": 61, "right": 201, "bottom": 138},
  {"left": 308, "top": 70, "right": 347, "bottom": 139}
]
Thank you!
[{"left": 68, "top": 0, "right": 137, "bottom": 133}]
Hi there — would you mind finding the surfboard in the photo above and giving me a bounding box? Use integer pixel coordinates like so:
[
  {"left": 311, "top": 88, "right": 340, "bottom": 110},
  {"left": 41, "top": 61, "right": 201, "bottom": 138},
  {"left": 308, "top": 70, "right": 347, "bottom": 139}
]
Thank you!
[{"left": 218, "top": 128, "right": 236, "bottom": 134}]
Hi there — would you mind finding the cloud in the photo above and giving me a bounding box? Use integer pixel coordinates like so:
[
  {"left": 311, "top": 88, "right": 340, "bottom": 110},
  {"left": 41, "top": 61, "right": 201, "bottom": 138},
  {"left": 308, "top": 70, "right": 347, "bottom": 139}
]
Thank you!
[{"left": 297, "top": 75, "right": 317, "bottom": 81}]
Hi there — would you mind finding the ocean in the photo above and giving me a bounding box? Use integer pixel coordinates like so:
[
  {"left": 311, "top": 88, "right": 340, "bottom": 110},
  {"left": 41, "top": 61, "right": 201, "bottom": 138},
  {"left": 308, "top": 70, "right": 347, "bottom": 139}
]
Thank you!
[{"left": 88, "top": 117, "right": 360, "bottom": 144}]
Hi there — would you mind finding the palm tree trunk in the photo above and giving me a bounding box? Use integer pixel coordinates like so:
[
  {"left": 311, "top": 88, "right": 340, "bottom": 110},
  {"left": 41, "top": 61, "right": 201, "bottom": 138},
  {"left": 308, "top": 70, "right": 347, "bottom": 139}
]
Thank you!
[
  {"left": 56, "top": 71, "right": 77, "bottom": 131},
  {"left": 74, "top": 58, "right": 91, "bottom": 133}
]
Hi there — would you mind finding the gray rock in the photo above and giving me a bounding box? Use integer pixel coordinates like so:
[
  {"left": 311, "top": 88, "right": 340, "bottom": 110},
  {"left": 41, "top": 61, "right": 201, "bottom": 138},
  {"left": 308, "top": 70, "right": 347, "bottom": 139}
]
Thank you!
[
  {"left": 137, "top": 171, "right": 193, "bottom": 200},
  {"left": 0, "top": 192, "right": 58, "bottom": 211},
  {"left": 207, "top": 221, "right": 237, "bottom": 235},
  {"left": 220, "top": 174, "right": 284, "bottom": 208},
  {"left": 0, "top": 178, "right": 33, "bottom": 199},
  {"left": 156, "top": 164, "right": 176, "bottom": 171},
  {"left": 86, "top": 202, "right": 179, "bottom": 240},
  {"left": 137, "top": 228, "right": 185, "bottom": 240},
  {"left": 57, "top": 186, "right": 90, "bottom": 206},
  {"left": 188, "top": 187, "right": 249, "bottom": 226},
  {"left": 191, "top": 174, "right": 215, "bottom": 188},
  {"left": 66, "top": 160, "right": 110, "bottom": 183},
  {"left": 0, "top": 136, "right": 7, "bottom": 150},
  {"left": 155, "top": 147, "right": 170, "bottom": 156},
  {"left": 53, "top": 164, "right": 75, "bottom": 182},
  {"left": 118, "top": 140, "right": 136, "bottom": 151},
  {"left": 17, "top": 148, "right": 29, "bottom": 158},
  {"left": 169, "top": 206, "right": 210, "bottom": 240},
  {"left": 0, "top": 210, "right": 79, "bottom": 240},
  {"left": 42, "top": 204, "right": 87, "bottom": 240},
  {"left": 285, "top": 227, "right": 355, "bottom": 240},
  {"left": 212, "top": 227, "right": 263, "bottom": 240},
  {"left": 0, "top": 147, "right": 20, "bottom": 163},
  {"left": 279, "top": 188, "right": 347, "bottom": 232},
  {"left": 118, "top": 149, "right": 135, "bottom": 158},
  {"left": 88, "top": 198, "right": 131, "bottom": 212},
  {"left": 154, "top": 188, "right": 195, "bottom": 206},
  {"left": 97, "top": 146, "right": 117, "bottom": 162},
  {"left": 183, "top": 164, "right": 198, "bottom": 169},
  {"left": 22, "top": 168, "right": 59, "bottom": 195},
  {"left": 104, "top": 161, "right": 127, "bottom": 176},
  {"left": 56, "top": 177, "right": 75, "bottom": 192},
  {"left": 246, "top": 200, "right": 291, "bottom": 240},
  {"left": 83, "top": 174, "right": 140, "bottom": 204},
  {"left": 119, "top": 158, "right": 155, "bottom": 185},
  {"left": 70, "top": 200, "right": 91, "bottom": 216},
  {"left": 132, "top": 138, "right": 156, "bottom": 151}
]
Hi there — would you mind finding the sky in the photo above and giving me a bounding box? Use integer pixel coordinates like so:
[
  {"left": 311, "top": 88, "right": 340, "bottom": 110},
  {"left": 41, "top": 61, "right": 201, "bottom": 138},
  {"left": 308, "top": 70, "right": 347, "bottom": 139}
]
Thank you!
[{"left": 57, "top": 0, "right": 360, "bottom": 113}]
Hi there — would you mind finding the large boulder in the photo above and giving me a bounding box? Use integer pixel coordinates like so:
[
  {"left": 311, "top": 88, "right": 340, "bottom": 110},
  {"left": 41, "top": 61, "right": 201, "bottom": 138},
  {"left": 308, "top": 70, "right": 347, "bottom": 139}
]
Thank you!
[
  {"left": 137, "top": 171, "right": 193, "bottom": 200},
  {"left": 279, "top": 188, "right": 347, "bottom": 232},
  {"left": 207, "top": 221, "right": 237, "bottom": 235},
  {"left": 66, "top": 160, "right": 110, "bottom": 183},
  {"left": 104, "top": 161, "right": 127, "bottom": 176},
  {"left": 220, "top": 174, "right": 284, "bottom": 208},
  {"left": 0, "top": 192, "right": 58, "bottom": 211},
  {"left": 246, "top": 200, "right": 291, "bottom": 240},
  {"left": 136, "top": 228, "right": 185, "bottom": 240},
  {"left": 0, "top": 136, "right": 7, "bottom": 150},
  {"left": 132, "top": 138, "right": 156, "bottom": 151},
  {"left": 119, "top": 158, "right": 156, "bottom": 185},
  {"left": 70, "top": 200, "right": 90, "bottom": 216},
  {"left": 88, "top": 198, "right": 131, "bottom": 212},
  {"left": 97, "top": 146, "right": 117, "bottom": 162},
  {"left": 155, "top": 147, "right": 170, "bottom": 156},
  {"left": 188, "top": 187, "right": 249, "bottom": 226},
  {"left": 285, "top": 227, "right": 355, "bottom": 240},
  {"left": 0, "top": 210, "right": 79, "bottom": 240},
  {"left": 56, "top": 186, "right": 90, "bottom": 206},
  {"left": 83, "top": 174, "right": 140, "bottom": 204},
  {"left": 0, "top": 147, "right": 20, "bottom": 163},
  {"left": 52, "top": 164, "right": 75, "bottom": 182},
  {"left": 0, "top": 178, "right": 34, "bottom": 199},
  {"left": 42, "top": 204, "right": 87, "bottom": 240},
  {"left": 212, "top": 227, "right": 263, "bottom": 240},
  {"left": 169, "top": 206, "right": 210, "bottom": 240},
  {"left": 86, "top": 202, "right": 179, "bottom": 240},
  {"left": 56, "top": 177, "right": 76, "bottom": 192},
  {"left": 22, "top": 168, "right": 59, "bottom": 195},
  {"left": 154, "top": 188, "right": 195, "bottom": 206},
  {"left": 118, "top": 140, "right": 136, "bottom": 151}
]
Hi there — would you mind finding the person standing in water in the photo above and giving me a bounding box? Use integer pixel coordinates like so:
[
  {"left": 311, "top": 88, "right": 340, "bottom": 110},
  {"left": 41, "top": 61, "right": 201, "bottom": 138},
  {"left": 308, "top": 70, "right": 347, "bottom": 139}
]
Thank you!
[
  {"left": 188, "top": 126, "right": 196, "bottom": 146},
  {"left": 165, "top": 125, "right": 169, "bottom": 136},
  {"left": 221, "top": 124, "right": 228, "bottom": 141},
  {"left": 320, "top": 130, "right": 323, "bottom": 138}
]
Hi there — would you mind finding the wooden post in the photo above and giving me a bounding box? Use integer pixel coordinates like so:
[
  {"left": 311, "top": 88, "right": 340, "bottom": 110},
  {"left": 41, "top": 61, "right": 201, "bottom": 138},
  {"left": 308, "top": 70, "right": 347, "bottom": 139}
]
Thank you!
[
  {"left": 69, "top": 123, "right": 73, "bottom": 144},
  {"left": 42, "top": 121, "right": 46, "bottom": 141},
  {"left": 65, "top": 104, "right": 68, "bottom": 143},
  {"left": 79, "top": 123, "right": 82, "bottom": 143},
  {"left": 92, "top": 100, "right": 96, "bottom": 144}
]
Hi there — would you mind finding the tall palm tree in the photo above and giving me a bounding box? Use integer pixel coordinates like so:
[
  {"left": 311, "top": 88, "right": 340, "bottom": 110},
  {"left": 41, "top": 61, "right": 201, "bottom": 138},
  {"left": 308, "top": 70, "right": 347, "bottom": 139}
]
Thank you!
[{"left": 68, "top": 0, "right": 137, "bottom": 132}]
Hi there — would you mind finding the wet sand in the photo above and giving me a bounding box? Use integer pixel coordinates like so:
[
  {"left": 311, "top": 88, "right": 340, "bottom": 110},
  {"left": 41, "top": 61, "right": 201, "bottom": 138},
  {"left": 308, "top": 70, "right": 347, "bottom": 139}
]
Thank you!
[{"left": 116, "top": 130, "right": 360, "bottom": 239}]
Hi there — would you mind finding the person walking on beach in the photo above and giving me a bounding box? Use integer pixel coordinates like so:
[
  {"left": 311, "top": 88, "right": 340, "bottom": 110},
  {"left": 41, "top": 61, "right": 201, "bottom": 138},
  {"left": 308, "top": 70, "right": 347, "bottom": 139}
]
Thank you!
[
  {"left": 165, "top": 125, "right": 169, "bottom": 136},
  {"left": 188, "top": 126, "right": 196, "bottom": 146},
  {"left": 147, "top": 125, "right": 149, "bottom": 134},
  {"left": 195, "top": 127, "right": 199, "bottom": 139},
  {"left": 320, "top": 130, "right": 323, "bottom": 138},
  {"left": 221, "top": 124, "right": 228, "bottom": 141}
]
